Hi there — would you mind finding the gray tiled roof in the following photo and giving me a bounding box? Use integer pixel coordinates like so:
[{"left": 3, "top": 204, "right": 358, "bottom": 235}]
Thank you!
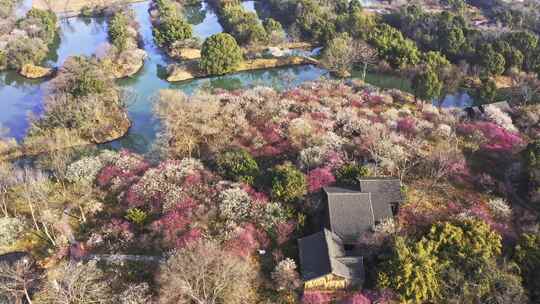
[
  {"left": 298, "top": 230, "right": 333, "bottom": 281},
  {"left": 358, "top": 178, "right": 403, "bottom": 222},
  {"left": 324, "top": 187, "right": 374, "bottom": 243},
  {"left": 335, "top": 256, "right": 364, "bottom": 279},
  {"left": 298, "top": 229, "right": 364, "bottom": 281}
]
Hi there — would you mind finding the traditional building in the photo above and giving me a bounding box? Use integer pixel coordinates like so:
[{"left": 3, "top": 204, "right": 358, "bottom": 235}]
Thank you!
[
  {"left": 323, "top": 178, "right": 403, "bottom": 244},
  {"left": 298, "top": 229, "right": 364, "bottom": 290},
  {"left": 298, "top": 178, "right": 403, "bottom": 289}
]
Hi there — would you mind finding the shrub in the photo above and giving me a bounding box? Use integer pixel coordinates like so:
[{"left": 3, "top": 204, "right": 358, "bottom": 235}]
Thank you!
[
  {"left": 108, "top": 10, "right": 130, "bottom": 51},
  {"left": 370, "top": 24, "right": 421, "bottom": 69},
  {"left": 220, "top": 4, "right": 269, "bottom": 45},
  {"left": 36, "top": 261, "right": 113, "bottom": 303},
  {"left": 4, "top": 37, "right": 48, "bottom": 70},
  {"left": 80, "top": 5, "right": 95, "bottom": 17},
  {"left": 379, "top": 219, "right": 503, "bottom": 304},
  {"left": 474, "top": 77, "right": 497, "bottom": 105},
  {"left": 336, "top": 163, "right": 369, "bottom": 186},
  {"left": 125, "top": 208, "right": 148, "bottom": 226},
  {"left": 271, "top": 258, "right": 301, "bottom": 293},
  {"left": 22, "top": 8, "right": 57, "bottom": 43},
  {"left": 0, "top": 0, "right": 16, "bottom": 19},
  {"left": 271, "top": 163, "right": 307, "bottom": 203},
  {"left": 65, "top": 155, "right": 105, "bottom": 184},
  {"left": 343, "top": 293, "right": 371, "bottom": 304},
  {"left": 157, "top": 241, "right": 256, "bottom": 304},
  {"left": 219, "top": 187, "right": 253, "bottom": 224},
  {"left": 200, "top": 33, "right": 243, "bottom": 75},
  {"left": 301, "top": 291, "right": 331, "bottom": 304},
  {"left": 0, "top": 258, "right": 40, "bottom": 304},
  {"left": 115, "top": 283, "right": 152, "bottom": 304},
  {"left": 216, "top": 149, "right": 259, "bottom": 184},
  {"left": 0, "top": 217, "right": 25, "bottom": 248},
  {"left": 321, "top": 32, "right": 357, "bottom": 77},
  {"left": 153, "top": 15, "right": 193, "bottom": 47},
  {"left": 426, "top": 219, "right": 502, "bottom": 271},
  {"left": 412, "top": 68, "right": 442, "bottom": 101},
  {"left": 264, "top": 18, "right": 285, "bottom": 44},
  {"left": 514, "top": 233, "right": 540, "bottom": 303},
  {"left": 0, "top": 50, "right": 6, "bottom": 69},
  {"left": 307, "top": 167, "right": 335, "bottom": 193},
  {"left": 378, "top": 236, "right": 440, "bottom": 304},
  {"left": 295, "top": 0, "right": 336, "bottom": 44},
  {"left": 56, "top": 56, "right": 108, "bottom": 97},
  {"left": 481, "top": 49, "right": 506, "bottom": 76}
]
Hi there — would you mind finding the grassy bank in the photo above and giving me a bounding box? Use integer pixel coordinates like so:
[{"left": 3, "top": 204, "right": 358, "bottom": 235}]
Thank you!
[{"left": 167, "top": 56, "right": 318, "bottom": 82}]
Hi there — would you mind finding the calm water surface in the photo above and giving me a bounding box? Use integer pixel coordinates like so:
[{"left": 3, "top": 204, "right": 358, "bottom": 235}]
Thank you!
[{"left": 241, "top": 1, "right": 257, "bottom": 14}]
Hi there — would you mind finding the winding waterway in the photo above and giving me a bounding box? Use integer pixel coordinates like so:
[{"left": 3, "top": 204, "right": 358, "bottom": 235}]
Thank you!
[{"left": 0, "top": 0, "right": 471, "bottom": 153}]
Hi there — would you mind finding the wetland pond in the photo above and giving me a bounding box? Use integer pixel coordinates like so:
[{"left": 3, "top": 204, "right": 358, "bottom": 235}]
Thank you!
[{"left": 0, "top": 0, "right": 471, "bottom": 153}]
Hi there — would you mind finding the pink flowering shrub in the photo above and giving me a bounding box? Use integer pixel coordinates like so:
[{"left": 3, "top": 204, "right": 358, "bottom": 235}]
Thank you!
[
  {"left": 96, "top": 150, "right": 150, "bottom": 192},
  {"left": 302, "top": 291, "right": 331, "bottom": 304},
  {"left": 151, "top": 199, "right": 200, "bottom": 249},
  {"left": 174, "top": 228, "right": 203, "bottom": 249},
  {"left": 448, "top": 159, "right": 473, "bottom": 185},
  {"left": 396, "top": 117, "right": 417, "bottom": 136},
  {"left": 99, "top": 218, "right": 136, "bottom": 251},
  {"left": 226, "top": 223, "right": 270, "bottom": 258},
  {"left": 274, "top": 220, "right": 296, "bottom": 245},
  {"left": 342, "top": 293, "right": 371, "bottom": 304},
  {"left": 457, "top": 122, "right": 524, "bottom": 153},
  {"left": 119, "top": 158, "right": 215, "bottom": 212},
  {"left": 307, "top": 167, "right": 335, "bottom": 193},
  {"left": 399, "top": 201, "right": 460, "bottom": 231},
  {"left": 362, "top": 289, "right": 396, "bottom": 304},
  {"left": 241, "top": 184, "right": 269, "bottom": 203},
  {"left": 469, "top": 203, "right": 514, "bottom": 238},
  {"left": 323, "top": 151, "right": 345, "bottom": 171},
  {"left": 97, "top": 165, "right": 123, "bottom": 187},
  {"left": 69, "top": 242, "right": 89, "bottom": 260}
]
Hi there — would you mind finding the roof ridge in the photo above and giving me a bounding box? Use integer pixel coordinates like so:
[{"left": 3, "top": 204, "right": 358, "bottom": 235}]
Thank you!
[
  {"left": 326, "top": 192, "right": 369, "bottom": 195},
  {"left": 358, "top": 178, "right": 400, "bottom": 181},
  {"left": 367, "top": 192, "right": 375, "bottom": 227}
]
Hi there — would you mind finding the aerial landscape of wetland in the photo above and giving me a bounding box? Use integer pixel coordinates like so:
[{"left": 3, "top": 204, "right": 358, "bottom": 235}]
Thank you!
[{"left": 2, "top": 0, "right": 540, "bottom": 303}]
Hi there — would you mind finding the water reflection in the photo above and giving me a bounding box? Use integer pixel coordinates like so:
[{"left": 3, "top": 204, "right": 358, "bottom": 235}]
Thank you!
[
  {"left": 183, "top": 2, "right": 206, "bottom": 25},
  {"left": 0, "top": 72, "right": 44, "bottom": 140},
  {"left": 439, "top": 92, "right": 473, "bottom": 108},
  {"left": 241, "top": 1, "right": 257, "bottom": 14},
  {"left": 192, "top": 2, "right": 222, "bottom": 39},
  {"left": 48, "top": 17, "right": 109, "bottom": 67},
  {"left": 14, "top": 0, "right": 32, "bottom": 18}
]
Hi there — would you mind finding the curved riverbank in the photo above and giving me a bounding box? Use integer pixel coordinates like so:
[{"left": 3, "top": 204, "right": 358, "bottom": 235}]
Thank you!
[
  {"left": 166, "top": 56, "right": 319, "bottom": 82},
  {"left": 0, "top": 112, "right": 131, "bottom": 161}
]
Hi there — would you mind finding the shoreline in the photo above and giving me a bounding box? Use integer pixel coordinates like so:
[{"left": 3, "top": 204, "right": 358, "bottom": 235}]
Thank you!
[
  {"left": 167, "top": 56, "right": 320, "bottom": 82},
  {"left": 32, "top": 0, "right": 148, "bottom": 17}
]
